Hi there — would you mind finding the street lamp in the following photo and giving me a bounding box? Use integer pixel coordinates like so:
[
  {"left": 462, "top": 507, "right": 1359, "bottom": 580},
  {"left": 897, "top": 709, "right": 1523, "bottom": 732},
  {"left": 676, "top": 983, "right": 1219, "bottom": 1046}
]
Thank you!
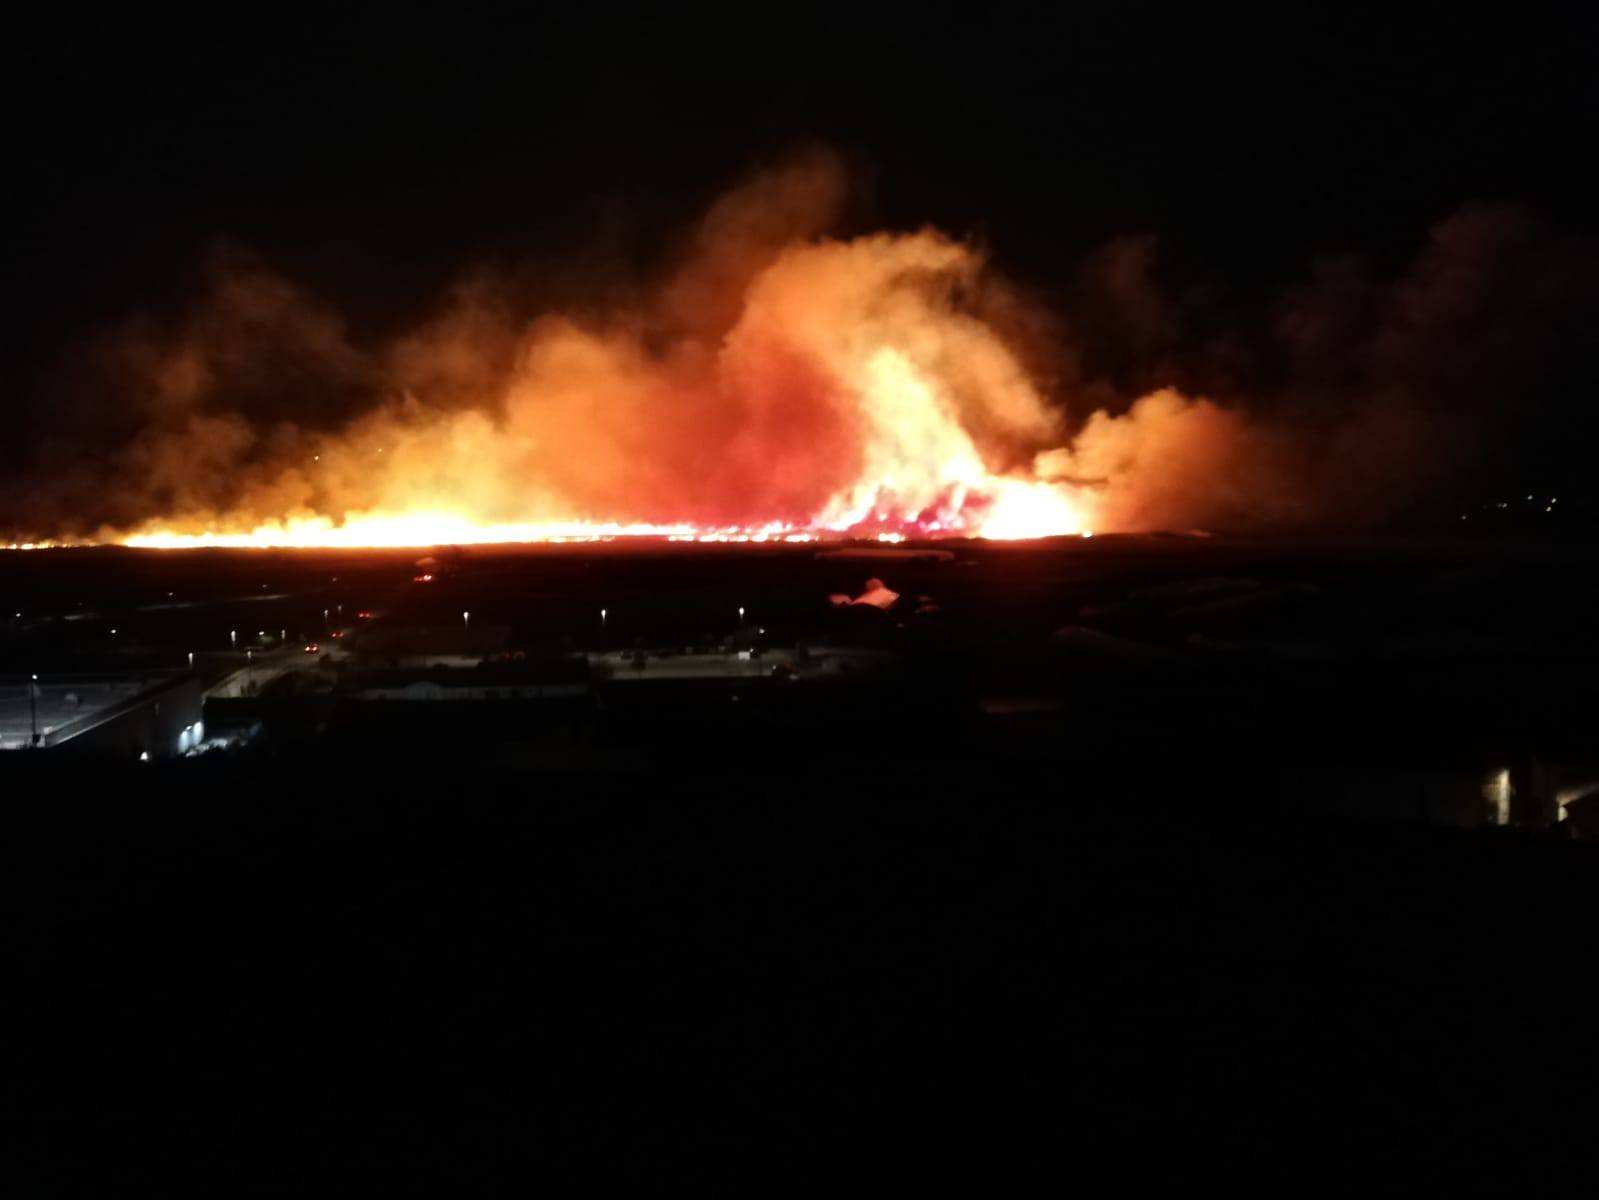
[
  {"left": 463, "top": 610, "right": 471, "bottom": 630},
  {"left": 29, "top": 673, "right": 39, "bottom": 747},
  {"left": 187, "top": 651, "right": 194, "bottom": 669},
  {"left": 230, "top": 630, "right": 238, "bottom": 649},
  {"left": 600, "top": 607, "right": 607, "bottom": 651}
]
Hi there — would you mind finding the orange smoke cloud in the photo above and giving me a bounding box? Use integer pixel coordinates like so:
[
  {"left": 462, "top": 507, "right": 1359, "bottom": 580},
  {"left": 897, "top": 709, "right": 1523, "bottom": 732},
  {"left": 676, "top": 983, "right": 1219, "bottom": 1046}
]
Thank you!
[
  {"left": 8, "top": 157, "right": 1592, "bottom": 551},
  {"left": 35, "top": 154, "right": 1102, "bottom": 547}
]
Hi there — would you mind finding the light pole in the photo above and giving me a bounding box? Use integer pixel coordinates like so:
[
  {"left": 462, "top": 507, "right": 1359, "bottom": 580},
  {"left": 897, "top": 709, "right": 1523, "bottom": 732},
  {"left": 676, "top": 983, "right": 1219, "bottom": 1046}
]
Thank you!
[
  {"left": 600, "top": 607, "right": 607, "bottom": 652},
  {"left": 246, "top": 648, "right": 254, "bottom": 693},
  {"left": 463, "top": 610, "right": 471, "bottom": 631},
  {"left": 230, "top": 629, "right": 238, "bottom": 649},
  {"left": 29, "top": 673, "right": 39, "bottom": 747},
  {"left": 187, "top": 651, "right": 194, "bottom": 669}
]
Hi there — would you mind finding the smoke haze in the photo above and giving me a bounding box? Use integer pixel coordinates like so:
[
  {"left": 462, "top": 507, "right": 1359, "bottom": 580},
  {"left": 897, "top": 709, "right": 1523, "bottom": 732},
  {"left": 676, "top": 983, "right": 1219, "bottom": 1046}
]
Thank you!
[{"left": 6, "top": 151, "right": 1595, "bottom": 545}]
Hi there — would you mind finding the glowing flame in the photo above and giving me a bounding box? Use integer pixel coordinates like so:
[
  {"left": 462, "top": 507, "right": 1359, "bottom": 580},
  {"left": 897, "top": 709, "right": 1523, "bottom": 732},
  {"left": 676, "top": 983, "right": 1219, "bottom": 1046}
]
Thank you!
[
  {"left": 111, "top": 341, "right": 1091, "bottom": 550},
  {"left": 9, "top": 161, "right": 1108, "bottom": 552},
  {"left": 814, "top": 349, "right": 1088, "bottom": 540}
]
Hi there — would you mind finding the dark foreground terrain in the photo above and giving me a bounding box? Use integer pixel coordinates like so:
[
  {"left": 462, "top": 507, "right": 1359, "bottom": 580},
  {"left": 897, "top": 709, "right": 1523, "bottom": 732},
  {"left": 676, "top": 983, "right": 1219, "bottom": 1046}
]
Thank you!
[
  {"left": 5, "top": 535, "right": 1599, "bottom": 1188},
  {"left": 7, "top": 743, "right": 1599, "bottom": 1189}
]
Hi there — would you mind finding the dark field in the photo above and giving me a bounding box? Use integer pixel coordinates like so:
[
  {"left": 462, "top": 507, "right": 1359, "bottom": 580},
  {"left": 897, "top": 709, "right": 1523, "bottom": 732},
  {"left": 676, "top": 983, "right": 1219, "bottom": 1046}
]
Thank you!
[{"left": 5, "top": 535, "right": 1598, "bottom": 1187}]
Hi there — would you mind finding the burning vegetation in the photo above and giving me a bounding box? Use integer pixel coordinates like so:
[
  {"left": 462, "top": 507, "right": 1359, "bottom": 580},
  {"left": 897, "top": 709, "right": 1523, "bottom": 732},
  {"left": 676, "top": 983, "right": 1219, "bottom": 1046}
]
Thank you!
[{"left": 5, "top": 150, "right": 1595, "bottom": 550}]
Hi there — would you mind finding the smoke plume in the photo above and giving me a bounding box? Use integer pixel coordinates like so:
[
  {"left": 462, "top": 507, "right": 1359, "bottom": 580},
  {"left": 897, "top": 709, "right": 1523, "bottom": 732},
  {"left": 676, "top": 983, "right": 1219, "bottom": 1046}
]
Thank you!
[{"left": 6, "top": 152, "right": 1595, "bottom": 546}]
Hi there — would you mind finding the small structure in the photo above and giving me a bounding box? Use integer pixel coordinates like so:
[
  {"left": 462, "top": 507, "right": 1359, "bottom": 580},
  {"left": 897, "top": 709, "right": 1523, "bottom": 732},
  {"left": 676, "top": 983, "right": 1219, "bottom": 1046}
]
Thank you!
[{"left": 829, "top": 578, "right": 901, "bottom": 610}]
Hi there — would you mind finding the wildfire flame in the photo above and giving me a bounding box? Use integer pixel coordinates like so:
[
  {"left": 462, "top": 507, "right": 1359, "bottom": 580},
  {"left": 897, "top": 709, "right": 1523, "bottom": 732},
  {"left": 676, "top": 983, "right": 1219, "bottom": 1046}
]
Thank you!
[
  {"left": 4, "top": 153, "right": 1577, "bottom": 554},
  {"left": 116, "top": 346, "right": 1090, "bottom": 549},
  {"left": 8, "top": 157, "right": 1117, "bottom": 551}
]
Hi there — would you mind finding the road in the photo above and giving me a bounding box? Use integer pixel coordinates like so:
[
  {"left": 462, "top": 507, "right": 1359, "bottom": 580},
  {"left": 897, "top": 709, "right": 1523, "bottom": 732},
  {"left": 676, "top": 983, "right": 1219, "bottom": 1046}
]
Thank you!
[{"left": 205, "top": 634, "right": 353, "bottom": 698}]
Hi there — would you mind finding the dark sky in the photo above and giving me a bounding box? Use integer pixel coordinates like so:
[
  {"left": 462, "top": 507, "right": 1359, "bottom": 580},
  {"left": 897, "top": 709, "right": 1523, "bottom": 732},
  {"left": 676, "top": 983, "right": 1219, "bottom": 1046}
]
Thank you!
[{"left": 6, "top": 3, "right": 1598, "bottom": 474}]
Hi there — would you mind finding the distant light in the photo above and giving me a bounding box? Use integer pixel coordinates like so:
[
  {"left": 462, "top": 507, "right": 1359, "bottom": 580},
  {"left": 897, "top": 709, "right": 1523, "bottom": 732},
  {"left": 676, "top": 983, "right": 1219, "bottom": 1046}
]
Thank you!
[
  {"left": 1081, "top": 531, "right": 1094, "bottom": 539},
  {"left": 139, "top": 751, "right": 150, "bottom": 762},
  {"left": 600, "top": 608, "right": 607, "bottom": 620},
  {"left": 110, "top": 628, "right": 117, "bottom": 635},
  {"left": 31, "top": 673, "right": 37, "bottom": 681}
]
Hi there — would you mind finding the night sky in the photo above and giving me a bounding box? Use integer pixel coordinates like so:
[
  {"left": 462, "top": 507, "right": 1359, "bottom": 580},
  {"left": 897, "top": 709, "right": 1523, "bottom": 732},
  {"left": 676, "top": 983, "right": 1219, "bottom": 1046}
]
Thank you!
[{"left": 7, "top": 3, "right": 1598, "bottom": 500}]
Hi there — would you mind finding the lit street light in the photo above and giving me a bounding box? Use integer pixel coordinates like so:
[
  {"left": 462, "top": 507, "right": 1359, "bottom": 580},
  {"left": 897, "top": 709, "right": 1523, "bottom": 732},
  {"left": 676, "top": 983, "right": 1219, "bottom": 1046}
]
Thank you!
[
  {"left": 187, "top": 652, "right": 194, "bottom": 669},
  {"left": 29, "top": 673, "right": 39, "bottom": 747},
  {"left": 230, "top": 630, "right": 238, "bottom": 649},
  {"left": 463, "top": 610, "right": 471, "bottom": 630}
]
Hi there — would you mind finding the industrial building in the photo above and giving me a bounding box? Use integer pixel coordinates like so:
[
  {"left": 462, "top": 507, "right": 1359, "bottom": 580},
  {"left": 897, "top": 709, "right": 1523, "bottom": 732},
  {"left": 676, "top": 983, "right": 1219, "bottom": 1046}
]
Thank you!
[
  {"left": 352, "top": 624, "right": 512, "bottom": 670},
  {"left": 349, "top": 657, "right": 591, "bottom": 701},
  {"left": 0, "top": 671, "right": 204, "bottom": 759}
]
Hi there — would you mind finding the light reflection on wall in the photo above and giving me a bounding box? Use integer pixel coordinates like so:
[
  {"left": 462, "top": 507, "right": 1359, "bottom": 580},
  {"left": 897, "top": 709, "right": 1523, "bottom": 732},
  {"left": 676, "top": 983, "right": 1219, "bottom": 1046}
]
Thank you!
[{"left": 1482, "top": 768, "right": 1512, "bottom": 827}]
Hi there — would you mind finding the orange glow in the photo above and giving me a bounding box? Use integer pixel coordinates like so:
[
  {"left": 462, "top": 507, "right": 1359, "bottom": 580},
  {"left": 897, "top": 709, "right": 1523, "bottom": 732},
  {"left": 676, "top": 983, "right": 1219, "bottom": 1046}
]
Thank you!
[
  {"left": 10, "top": 157, "right": 1124, "bottom": 552},
  {"left": 110, "top": 343, "right": 1092, "bottom": 549}
]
